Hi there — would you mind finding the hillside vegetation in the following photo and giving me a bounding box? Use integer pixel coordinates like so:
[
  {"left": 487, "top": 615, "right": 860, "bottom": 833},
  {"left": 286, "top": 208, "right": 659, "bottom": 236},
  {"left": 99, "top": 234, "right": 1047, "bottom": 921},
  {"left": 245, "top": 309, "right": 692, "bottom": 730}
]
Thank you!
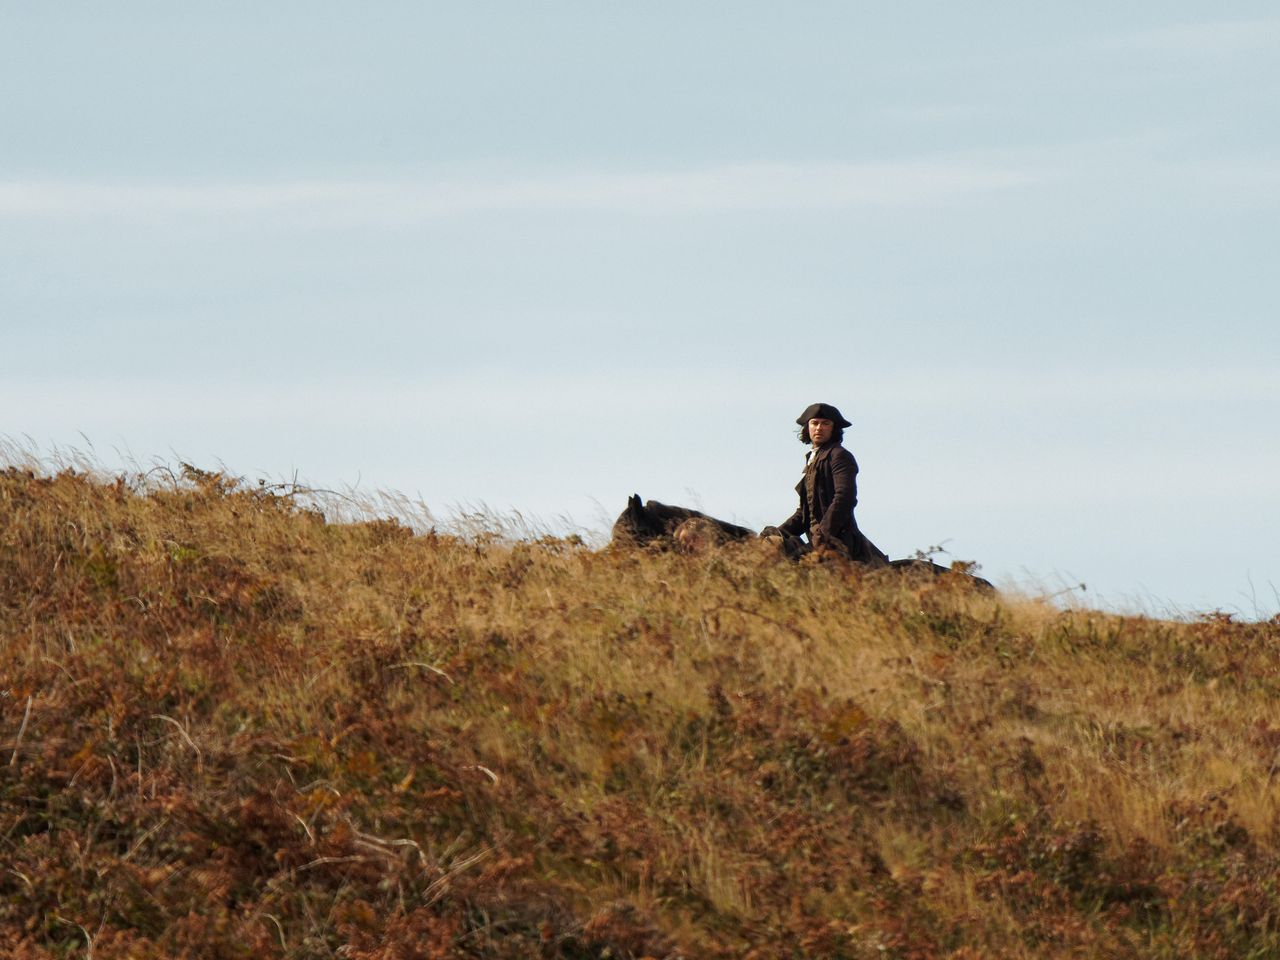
[{"left": 3, "top": 465, "right": 1280, "bottom": 959}]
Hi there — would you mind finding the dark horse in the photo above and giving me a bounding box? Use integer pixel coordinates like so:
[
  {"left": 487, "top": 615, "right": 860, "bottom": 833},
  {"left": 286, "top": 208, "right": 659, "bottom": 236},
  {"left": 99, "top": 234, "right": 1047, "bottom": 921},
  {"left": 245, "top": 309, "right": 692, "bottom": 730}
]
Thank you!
[{"left": 611, "top": 494, "right": 756, "bottom": 546}]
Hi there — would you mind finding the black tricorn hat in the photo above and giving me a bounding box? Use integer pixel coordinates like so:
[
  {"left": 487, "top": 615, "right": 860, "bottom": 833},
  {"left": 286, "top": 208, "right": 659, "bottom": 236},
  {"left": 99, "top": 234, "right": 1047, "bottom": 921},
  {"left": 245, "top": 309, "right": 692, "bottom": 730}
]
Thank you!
[{"left": 796, "top": 402, "right": 851, "bottom": 429}]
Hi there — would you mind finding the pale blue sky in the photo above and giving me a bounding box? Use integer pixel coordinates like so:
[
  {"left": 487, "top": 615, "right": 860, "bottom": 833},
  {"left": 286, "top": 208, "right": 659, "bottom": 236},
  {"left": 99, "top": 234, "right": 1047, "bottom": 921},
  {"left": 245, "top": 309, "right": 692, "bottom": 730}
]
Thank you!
[{"left": 3, "top": 3, "right": 1277, "bottom": 615}]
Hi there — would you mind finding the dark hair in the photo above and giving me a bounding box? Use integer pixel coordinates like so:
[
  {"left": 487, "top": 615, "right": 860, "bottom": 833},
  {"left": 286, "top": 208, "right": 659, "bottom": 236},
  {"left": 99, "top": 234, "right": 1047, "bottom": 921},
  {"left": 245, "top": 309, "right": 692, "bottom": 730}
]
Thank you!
[{"left": 799, "top": 423, "right": 844, "bottom": 445}]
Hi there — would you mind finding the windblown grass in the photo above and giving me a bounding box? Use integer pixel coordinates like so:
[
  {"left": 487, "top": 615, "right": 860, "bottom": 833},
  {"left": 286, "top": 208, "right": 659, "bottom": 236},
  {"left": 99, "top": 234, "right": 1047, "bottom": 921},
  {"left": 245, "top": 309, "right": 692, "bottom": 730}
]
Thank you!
[{"left": 2, "top": 463, "right": 1279, "bottom": 958}]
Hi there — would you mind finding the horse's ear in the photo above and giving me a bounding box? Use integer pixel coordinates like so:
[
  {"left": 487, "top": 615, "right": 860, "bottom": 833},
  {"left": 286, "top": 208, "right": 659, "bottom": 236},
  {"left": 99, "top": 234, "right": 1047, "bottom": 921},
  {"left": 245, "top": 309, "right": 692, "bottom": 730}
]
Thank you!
[{"left": 630, "top": 493, "right": 641, "bottom": 507}]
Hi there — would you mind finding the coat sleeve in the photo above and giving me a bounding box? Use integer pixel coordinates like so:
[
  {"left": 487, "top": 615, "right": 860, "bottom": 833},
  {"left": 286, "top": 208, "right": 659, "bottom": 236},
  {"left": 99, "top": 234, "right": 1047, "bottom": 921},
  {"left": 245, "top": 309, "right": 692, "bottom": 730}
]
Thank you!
[
  {"left": 817, "top": 449, "right": 858, "bottom": 537},
  {"left": 777, "top": 479, "right": 807, "bottom": 536}
]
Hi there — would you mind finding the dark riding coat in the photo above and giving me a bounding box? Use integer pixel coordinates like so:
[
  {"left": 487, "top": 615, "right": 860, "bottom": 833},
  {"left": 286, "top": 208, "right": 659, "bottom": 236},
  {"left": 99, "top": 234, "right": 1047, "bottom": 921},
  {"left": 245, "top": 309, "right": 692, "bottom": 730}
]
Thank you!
[{"left": 778, "top": 442, "right": 864, "bottom": 557}]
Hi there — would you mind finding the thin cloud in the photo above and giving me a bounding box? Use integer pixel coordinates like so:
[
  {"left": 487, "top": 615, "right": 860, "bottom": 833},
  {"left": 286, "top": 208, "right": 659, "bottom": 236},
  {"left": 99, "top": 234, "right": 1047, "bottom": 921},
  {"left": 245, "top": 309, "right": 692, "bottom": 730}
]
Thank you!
[
  {"left": 1092, "top": 18, "right": 1280, "bottom": 57},
  {"left": 13, "top": 144, "right": 1266, "bottom": 223},
  {"left": 7, "top": 364, "right": 1274, "bottom": 427},
  {"left": 0, "top": 160, "right": 1044, "bottom": 223},
  {"left": 1159, "top": 155, "right": 1280, "bottom": 205},
  {"left": 894, "top": 17, "right": 1280, "bottom": 79}
]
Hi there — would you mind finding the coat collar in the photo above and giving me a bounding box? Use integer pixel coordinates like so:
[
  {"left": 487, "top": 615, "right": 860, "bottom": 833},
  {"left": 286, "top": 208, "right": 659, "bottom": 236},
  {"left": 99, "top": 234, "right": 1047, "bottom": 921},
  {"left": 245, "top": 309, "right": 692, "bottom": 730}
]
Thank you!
[{"left": 809, "top": 442, "right": 838, "bottom": 464}]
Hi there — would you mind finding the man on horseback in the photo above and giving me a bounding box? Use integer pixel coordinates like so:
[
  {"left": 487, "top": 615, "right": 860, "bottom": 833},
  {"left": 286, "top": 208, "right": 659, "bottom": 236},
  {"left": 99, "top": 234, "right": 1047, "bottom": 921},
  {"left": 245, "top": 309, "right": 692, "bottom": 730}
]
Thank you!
[{"left": 766, "top": 402, "right": 887, "bottom": 565}]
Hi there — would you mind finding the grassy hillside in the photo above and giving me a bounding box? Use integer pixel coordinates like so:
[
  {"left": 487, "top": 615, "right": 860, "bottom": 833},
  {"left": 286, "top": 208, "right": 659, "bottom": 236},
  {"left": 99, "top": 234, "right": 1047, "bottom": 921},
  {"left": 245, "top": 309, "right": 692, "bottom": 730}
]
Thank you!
[{"left": 2, "top": 465, "right": 1279, "bottom": 959}]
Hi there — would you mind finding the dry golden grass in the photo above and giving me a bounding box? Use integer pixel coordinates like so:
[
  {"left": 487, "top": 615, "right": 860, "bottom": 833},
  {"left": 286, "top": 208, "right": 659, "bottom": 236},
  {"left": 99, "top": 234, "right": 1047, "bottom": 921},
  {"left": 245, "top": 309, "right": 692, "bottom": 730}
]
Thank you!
[{"left": 2, "top": 462, "right": 1279, "bottom": 958}]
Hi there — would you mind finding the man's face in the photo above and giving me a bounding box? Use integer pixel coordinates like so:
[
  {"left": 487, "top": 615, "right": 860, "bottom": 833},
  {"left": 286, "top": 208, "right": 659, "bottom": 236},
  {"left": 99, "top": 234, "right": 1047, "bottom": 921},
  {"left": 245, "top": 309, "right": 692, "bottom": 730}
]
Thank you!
[{"left": 808, "top": 418, "right": 834, "bottom": 445}]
